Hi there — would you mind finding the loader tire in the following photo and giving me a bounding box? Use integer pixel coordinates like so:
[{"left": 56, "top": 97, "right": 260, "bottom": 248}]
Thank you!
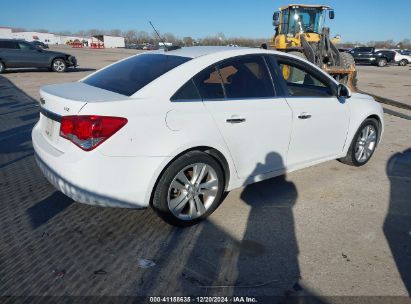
[
  {"left": 286, "top": 51, "right": 307, "bottom": 83},
  {"left": 339, "top": 52, "right": 358, "bottom": 89},
  {"left": 288, "top": 51, "right": 307, "bottom": 60}
]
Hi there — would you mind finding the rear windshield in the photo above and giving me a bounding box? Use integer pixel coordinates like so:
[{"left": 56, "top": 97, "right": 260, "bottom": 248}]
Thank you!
[{"left": 83, "top": 54, "right": 191, "bottom": 96}]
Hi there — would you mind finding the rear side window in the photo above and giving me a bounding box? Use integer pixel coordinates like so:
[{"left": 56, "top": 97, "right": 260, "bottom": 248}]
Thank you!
[
  {"left": 216, "top": 56, "right": 275, "bottom": 99},
  {"left": 171, "top": 79, "right": 201, "bottom": 101},
  {"left": 83, "top": 54, "right": 191, "bottom": 96},
  {"left": 190, "top": 55, "right": 275, "bottom": 101},
  {"left": 193, "top": 66, "right": 225, "bottom": 100},
  {"left": 17, "top": 42, "right": 34, "bottom": 50},
  {"left": 0, "top": 41, "right": 18, "bottom": 49}
]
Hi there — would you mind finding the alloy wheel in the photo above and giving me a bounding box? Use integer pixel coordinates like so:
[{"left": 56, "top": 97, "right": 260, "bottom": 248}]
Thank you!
[
  {"left": 53, "top": 60, "right": 65, "bottom": 72},
  {"left": 354, "top": 124, "right": 377, "bottom": 163},
  {"left": 167, "top": 163, "right": 219, "bottom": 220}
]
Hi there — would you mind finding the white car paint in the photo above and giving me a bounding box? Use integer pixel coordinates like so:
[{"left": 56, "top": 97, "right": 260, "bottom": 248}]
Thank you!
[
  {"left": 377, "top": 49, "right": 411, "bottom": 65},
  {"left": 32, "top": 46, "right": 384, "bottom": 209},
  {"left": 393, "top": 51, "right": 411, "bottom": 65}
]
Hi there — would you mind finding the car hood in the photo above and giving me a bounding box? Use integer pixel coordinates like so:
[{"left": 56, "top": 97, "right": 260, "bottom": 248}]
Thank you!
[
  {"left": 41, "top": 50, "right": 72, "bottom": 57},
  {"left": 351, "top": 92, "right": 375, "bottom": 101}
]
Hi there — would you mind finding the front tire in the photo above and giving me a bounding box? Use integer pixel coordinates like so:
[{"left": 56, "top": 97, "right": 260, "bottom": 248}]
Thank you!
[
  {"left": 339, "top": 118, "right": 379, "bottom": 166},
  {"left": 152, "top": 151, "right": 225, "bottom": 227},
  {"left": 52, "top": 58, "right": 67, "bottom": 72},
  {"left": 399, "top": 59, "right": 408, "bottom": 66},
  {"left": 377, "top": 58, "right": 387, "bottom": 67}
]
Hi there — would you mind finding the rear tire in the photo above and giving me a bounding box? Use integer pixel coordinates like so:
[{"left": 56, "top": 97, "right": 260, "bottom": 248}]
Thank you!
[
  {"left": 339, "top": 118, "right": 379, "bottom": 166},
  {"left": 52, "top": 58, "right": 67, "bottom": 72},
  {"left": 399, "top": 59, "right": 408, "bottom": 66},
  {"left": 377, "top": 58, "right": 387, "bottom": 67},
  {"left": 151, "top": 151, "right": 225, "bottom": 227},
  {"left": 0, "top": 61, "right": 5, "bottom": 74}
]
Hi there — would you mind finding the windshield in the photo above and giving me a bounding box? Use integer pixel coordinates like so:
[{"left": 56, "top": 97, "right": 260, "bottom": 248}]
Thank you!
[
  {"left": 83, "top": 54, "right": 191, "bottom": 96},
  {"left": 286, "top": 7, "right": 325, "bottom": 35}
]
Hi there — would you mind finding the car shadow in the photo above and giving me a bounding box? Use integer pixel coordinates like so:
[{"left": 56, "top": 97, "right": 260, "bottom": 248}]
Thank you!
[
  {"left": 384, "top": 148, "right": 411, "bottom": 295},
  {"left": 0, "top": 75, "right": 38, "bottom": 169},
  {"left": 135, "top": 152, "right": 326, "bottom": 301},
  {"left": 27, "top": 192, "right": 74, "bottom": 229}
]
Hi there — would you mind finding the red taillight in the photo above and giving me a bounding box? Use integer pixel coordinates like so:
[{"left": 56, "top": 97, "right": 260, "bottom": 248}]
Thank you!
[{"left": 60, "top": 115, "right": 128, "bottom": 151}]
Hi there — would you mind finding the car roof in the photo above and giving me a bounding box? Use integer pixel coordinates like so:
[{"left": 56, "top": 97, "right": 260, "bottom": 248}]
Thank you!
[
  {"left": 0, "top": 38, "right": 25, "bottom": 42},
  {"left": 151, "top": 46, "right": 250, "bottom": 59}
]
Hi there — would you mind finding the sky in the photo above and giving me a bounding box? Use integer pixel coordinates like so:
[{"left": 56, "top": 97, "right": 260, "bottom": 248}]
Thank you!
[{"left": 2, "top": 0, "right": 410, "bottom": 43}]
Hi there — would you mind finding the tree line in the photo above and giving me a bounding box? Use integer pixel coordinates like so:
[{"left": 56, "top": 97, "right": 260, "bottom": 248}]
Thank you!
[
  {"left": 337, "top": 39, "right": 411, "bottom": 50},
  {"left": 11, "top": 28, "right": 411, "bottom": 49}
]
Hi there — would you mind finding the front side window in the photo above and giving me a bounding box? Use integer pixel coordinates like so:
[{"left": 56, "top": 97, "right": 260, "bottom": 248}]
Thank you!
[
  {"left": 277, "top": 58, "right": 333, "bottom": 97},
  {"left": 83, "top": 54, "right": 191, "bottom": 96},
  {"left": 18, "top": 42, "right": 34, "bottom": 50}
]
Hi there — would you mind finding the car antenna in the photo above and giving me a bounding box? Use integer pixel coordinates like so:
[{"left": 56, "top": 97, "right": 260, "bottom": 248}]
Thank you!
[{"left": 149, "top": 21, "right": 181, "bottom": 52}]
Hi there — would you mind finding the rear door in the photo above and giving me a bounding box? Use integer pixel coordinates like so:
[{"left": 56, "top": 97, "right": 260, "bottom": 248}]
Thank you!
[
  {"left": 270, "top": 55, "right": 349, "bottom": 167},
  {"left": 0, "top": 40, "right": 22, "bottom": 67},
  {"left": 197, "top": 55, "right": 293, "bottom": 179}
]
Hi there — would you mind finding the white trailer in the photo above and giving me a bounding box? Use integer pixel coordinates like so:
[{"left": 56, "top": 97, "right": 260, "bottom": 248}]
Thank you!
[{"left": 92, "top": 35, "right": 125, "bottom": 48}]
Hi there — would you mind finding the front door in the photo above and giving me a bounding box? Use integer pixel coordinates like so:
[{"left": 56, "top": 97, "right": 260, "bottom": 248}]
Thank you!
[{"left": 273, "top": 55, "right": 350, "bottom": 167}]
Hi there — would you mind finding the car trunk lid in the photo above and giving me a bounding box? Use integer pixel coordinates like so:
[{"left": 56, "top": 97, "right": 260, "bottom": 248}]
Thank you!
[{"left": 38, "top": 82, "right": 127, "bottom": 151}]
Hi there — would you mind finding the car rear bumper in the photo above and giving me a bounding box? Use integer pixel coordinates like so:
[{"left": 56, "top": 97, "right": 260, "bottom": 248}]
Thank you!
[{"left": 32, "top": 122, "right": 170, "bottom": 209}]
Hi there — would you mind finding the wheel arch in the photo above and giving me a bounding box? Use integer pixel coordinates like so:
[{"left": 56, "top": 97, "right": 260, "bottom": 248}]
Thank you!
[
  {"left": 343, "top": 109, "right": 384, "bottom": 157},
  {"left": 49, "top": 56, "right": 65, "bottom": 67},
  {"left": 366, "top": 114, "right": 383, "bottom": 145},
  {"left": 148, "top": 146, "right": 231, "bottom": 207}
]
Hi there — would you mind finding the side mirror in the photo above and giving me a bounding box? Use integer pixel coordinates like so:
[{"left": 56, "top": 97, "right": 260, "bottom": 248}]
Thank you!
[
  {"left": 273, "top": 11, "right": 280, "bottom": 26},
  {"left": 329, "top": 10, "right": 335, "bottom": 19},
  {"left": 337, "top": 83, "right": 351, "bottom": 98}
]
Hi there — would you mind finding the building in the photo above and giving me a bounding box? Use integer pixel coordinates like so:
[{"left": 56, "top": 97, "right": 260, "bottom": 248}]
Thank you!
[
  {"left": 11, "top": 31, "right": 60, "bottom": 44},
  {"left": 92, "top": 35, "right": 125, "bottom": 48},
  {"left": 0, "top": 27, "right": 125, "bottom": 48},
  {"left": 0, "top": 27, "right": 12, "bottom": 38}
]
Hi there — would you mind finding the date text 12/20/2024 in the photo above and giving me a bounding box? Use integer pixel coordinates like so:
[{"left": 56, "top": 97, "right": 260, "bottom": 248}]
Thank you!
[{"left": 149, "top": 297, "right": 258, "bottom": 303}]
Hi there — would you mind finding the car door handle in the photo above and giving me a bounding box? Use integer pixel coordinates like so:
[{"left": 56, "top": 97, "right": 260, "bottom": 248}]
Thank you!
[
  {"left": 298, "top": 112, "right": 312, "bottom": 119},
  {"left": 226, "top": 116, "right": 246, "bottom": 124}
]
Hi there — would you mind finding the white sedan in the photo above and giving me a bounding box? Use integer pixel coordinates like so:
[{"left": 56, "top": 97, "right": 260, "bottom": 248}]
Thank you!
[{"left": 32, "top": 46, "right": 384, "bottom": 226}]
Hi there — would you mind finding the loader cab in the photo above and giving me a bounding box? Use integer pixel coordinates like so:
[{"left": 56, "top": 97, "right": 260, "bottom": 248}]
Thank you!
[{"left": 273, "top": 5, "right": 334, "bottom": 37}]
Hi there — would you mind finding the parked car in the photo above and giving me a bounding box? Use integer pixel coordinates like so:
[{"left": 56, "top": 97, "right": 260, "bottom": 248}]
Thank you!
[
  {"left": 0, "top": 39, "right": 77, "bottom": 73},
  {"left": 349, "top": 47, "right": 395, "bottom": 67},
  {"left": 32, "top": 46, "right": 384, "bottom": 226},
  {"left": 31, "top": 40, "right": 49, "bottom": 49},
  {"left": 389, "top": 49, "right": 411, "bottom": 66}
]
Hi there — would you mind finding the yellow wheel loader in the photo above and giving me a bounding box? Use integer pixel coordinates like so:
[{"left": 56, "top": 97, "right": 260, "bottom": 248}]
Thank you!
[{"left": 269, "top": 4, "right": 357, "bottom": 89}]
